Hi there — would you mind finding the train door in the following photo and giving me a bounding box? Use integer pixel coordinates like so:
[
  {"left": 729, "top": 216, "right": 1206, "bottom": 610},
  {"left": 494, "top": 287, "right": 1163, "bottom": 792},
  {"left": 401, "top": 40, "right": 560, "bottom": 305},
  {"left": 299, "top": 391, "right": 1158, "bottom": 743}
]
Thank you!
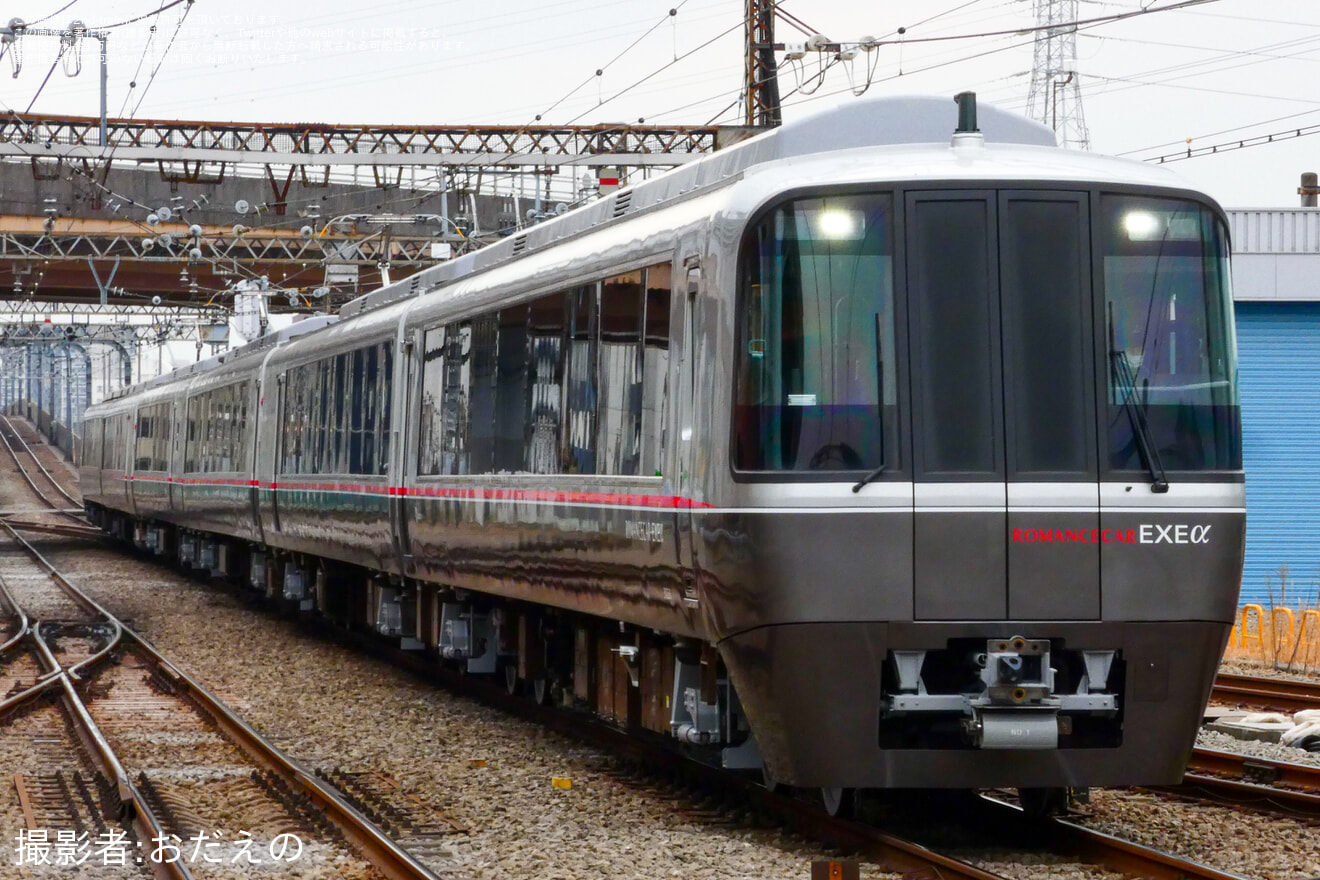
[
  {"left": 674, "top": 259, "right": 703, "bottom": 604},
  {"left": 169, "top": 398, "right": 182, "bottom": 513},
  {"left": 389, "top": 331, "right": 417, "bottom": 569},
  {"left": 907, "top": 190, "right": 1098, "bottom": 621},
  {"left": 247, "top": 381, "right": 265, "bottom": 542},
  {"left": 269, "top": 374, "right": 284, "bottom": 534},
  {"left": 126, "top": 409, "right": 141, "bottom": 517}
]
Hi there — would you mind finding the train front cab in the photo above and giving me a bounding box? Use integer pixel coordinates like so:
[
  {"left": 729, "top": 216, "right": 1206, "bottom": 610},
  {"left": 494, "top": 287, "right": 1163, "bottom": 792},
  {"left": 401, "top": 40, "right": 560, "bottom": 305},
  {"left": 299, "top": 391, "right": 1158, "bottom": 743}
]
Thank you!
[{"left": 708, "top": 182, "right": 1244, "bottom": 790}]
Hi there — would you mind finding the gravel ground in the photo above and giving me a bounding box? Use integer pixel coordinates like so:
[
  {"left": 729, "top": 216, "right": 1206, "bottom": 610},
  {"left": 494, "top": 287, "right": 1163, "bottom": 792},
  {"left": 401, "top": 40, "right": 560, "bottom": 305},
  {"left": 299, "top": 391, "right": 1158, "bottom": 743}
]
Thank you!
[
  {"left": 33, "top": 536, "right": 910, "bottom": 880},
  {"left": 1220, "top": 658, "right": 1320, "bottom": 685},
  {"left": 7, "top": 421, "right": 1317, "bottom": 880},
  {"left": 1198, "top": 728, "right": 1320, "bottom": 767},
  {"left": 1077, "top": 788, "right": 1320, "bottom": 880}
]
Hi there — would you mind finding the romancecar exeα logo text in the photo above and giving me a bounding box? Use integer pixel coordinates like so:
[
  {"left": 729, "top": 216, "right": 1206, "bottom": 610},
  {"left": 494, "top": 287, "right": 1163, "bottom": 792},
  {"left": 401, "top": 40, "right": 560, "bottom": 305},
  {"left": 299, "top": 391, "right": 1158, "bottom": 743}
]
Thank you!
[{"left": 1012, "top": 524, "right": 1213, "bottom": 545}]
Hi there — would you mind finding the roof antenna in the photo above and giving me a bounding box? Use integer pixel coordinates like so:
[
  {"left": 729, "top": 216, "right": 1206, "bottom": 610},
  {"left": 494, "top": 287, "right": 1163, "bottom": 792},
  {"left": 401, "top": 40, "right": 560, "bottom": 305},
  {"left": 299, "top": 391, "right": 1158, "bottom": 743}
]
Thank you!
[{"left": 954, "top": 91, "right": 979, "bottom": 133}]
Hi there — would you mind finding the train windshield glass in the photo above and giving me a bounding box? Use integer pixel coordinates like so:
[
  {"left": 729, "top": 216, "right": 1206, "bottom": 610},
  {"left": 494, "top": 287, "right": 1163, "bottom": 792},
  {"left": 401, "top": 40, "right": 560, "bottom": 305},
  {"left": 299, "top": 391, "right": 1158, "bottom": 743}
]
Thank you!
[
  {"left": 734, "top": 193, "right": 897, "bottom": 474},
  {"left": 1101, "top": 195, "right": 1240, "bottom": 473}
]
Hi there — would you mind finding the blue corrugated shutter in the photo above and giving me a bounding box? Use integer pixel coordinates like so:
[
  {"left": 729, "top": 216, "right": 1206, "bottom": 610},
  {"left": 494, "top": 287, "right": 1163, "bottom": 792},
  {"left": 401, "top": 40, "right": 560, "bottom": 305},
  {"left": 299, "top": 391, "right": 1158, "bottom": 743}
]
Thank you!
[{"left": 1236, "top": 302, "right": 1320, "bottom": 604}]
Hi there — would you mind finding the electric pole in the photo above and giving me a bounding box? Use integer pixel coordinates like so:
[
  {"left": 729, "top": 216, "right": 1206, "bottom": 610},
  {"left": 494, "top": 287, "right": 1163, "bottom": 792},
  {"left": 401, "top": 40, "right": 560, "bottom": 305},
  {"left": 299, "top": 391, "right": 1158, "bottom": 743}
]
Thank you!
[
  {"left": 744, "top": 0, "right": 782, "bottom": 127},
  {"left": 1025, "top": 0, "right": 1090, "bottom": 150}
]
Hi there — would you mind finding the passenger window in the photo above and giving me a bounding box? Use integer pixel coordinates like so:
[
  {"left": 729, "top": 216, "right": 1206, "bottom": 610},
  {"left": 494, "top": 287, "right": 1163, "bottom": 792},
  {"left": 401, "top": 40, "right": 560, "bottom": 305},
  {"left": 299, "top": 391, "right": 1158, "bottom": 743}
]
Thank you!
[
  {"left": 418, "top": 326, "right": 447, "bottom": 476},
  {"left": 526, "top": 291, "right": 566, "bottom": 474},
  {"left": 564, "top": 283, "right": 599, "bottom": 475},
  {"left": 493, "top": 306, "right": 530, "bottom": 474},
  {"left": 442, "top": 323, "right": 473, "bottom": 474},
  {"left": 641, "top": 264, "right": 672, "bottom": 477},
  {"left": 467, "top": 315, "right": 499, "bottom": 475},
  {"left": 599, "top": 272, "right": 644, "bottom": 476}
]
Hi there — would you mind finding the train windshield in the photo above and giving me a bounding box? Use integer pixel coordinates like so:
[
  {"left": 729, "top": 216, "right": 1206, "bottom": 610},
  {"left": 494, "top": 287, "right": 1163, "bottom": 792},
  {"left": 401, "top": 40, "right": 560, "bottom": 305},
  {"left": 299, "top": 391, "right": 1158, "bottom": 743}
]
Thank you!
[
  {"left": 1102, "top": 195, "right": 1240, "bottom": 473},
  {"left": 733, "top": 193, "right": 897, "bottom": 473}
]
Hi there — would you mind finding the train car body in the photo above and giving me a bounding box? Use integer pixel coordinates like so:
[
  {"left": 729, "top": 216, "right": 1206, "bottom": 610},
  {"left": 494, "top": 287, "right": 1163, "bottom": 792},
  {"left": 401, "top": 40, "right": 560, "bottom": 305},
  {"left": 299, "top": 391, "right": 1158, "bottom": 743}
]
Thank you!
[{"left": 80, "top": 95, "right": 1244, "bottom": 801}]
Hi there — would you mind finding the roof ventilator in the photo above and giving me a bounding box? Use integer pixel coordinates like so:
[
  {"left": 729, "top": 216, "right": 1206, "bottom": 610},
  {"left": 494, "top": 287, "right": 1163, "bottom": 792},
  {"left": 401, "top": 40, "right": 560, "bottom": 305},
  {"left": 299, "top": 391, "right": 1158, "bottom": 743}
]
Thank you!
[
  {"left": 511, "top": 234, "right": 528, "bottom": 255},
  {"left": 612, "top": 191, "right": 633, "bottom": 219}
]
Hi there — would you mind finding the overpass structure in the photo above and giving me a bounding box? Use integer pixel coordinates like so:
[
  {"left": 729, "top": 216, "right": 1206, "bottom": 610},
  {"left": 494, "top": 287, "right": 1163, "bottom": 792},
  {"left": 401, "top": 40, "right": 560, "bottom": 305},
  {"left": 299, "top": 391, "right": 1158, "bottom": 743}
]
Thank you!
[
  {"left": 0, "top": 113, "right": 730, "bottom": 310},
  {"left": 0, "top": 111, "right": 738, "bottom": 452}
]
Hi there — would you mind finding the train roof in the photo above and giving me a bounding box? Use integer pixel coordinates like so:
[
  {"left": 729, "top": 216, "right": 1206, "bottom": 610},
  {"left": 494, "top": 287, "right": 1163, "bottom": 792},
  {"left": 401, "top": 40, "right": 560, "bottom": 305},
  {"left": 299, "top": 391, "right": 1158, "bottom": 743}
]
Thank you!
[
  {"left": 95, "top": 314, "right": 337, "bottom": 406},
  {"left": 338, "top": 94, "right": 1204, "bottom": 322}
]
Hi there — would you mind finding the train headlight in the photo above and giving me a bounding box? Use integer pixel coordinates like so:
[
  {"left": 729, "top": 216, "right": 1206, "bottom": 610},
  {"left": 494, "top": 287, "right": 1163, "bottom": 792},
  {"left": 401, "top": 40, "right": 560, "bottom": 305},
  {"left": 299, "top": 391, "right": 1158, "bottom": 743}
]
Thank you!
[
  {"left": 1122, "top": 211, "right": 1161, "bottom": 241},
  {"left": 810, "top": 208, "right": 865, "bottom": 240}
]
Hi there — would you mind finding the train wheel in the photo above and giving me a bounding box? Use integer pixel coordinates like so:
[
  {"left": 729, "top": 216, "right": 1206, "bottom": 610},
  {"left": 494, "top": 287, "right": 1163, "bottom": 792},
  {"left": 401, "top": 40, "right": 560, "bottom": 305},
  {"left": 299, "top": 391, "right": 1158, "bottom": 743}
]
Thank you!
[
  {"left": 819, "top": 787, "right": 855, "bottom": 818},
  {"left": 530, "top": 676, "right": 549, "bottom": 705},
  {"left": 759, "top": 766, "right": 780, "bottom": 793},
  {"left": 503, "top": 662, "right": 519, "bottom": 695},
  {"left": 1018, "top": 787, "right": 1069, "bottom": 817}
]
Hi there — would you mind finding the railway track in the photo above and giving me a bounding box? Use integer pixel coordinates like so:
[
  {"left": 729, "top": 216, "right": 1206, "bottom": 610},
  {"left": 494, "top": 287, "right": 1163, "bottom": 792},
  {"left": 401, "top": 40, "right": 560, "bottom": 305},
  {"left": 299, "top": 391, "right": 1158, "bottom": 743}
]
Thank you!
[
  {"left": 1212, "top": 671, "right": 1320, "bottom": 713},
  {"left": 0, "top": 415, "right": 97, "bottom": 539},
  {"left": 0, "top": 519, "right": 444, "bottom": 880},
  {"left": 0, "top": 418, "right": 1277, "bottom": 877},
  {"left": 1157, "top": 747, "right": 1320, "bottom": 819},
  {"left": 292, "top": 597, "right": 1254, "bottom": 880}
]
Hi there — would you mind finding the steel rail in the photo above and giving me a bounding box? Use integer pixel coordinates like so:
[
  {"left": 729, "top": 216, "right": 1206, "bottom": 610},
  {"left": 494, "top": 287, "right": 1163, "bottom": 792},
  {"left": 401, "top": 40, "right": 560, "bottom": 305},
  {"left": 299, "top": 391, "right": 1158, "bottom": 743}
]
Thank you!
[
  {"left": 1191, "top": 747, "right": 1320, "bottom": 791},
  {"left": 1212, "top": 672, "right": 1320, "bottom": 713},
  {"left": 0, "top": 519, "right": 104, "bottom": 539},
  {"left": 0, "top": 570, "right": 30, "bottom": 654},
  {"left": 0, "top": 417, "right": 84, "bottom": 522},
  {"left": 2, "top": 548, "right": 191, "bottom": 879},
  {"left": 0, "top": 415, "right": 82, "bottom": 508},
  {"left": 977, "top": 794, "right": 1250, "bottom": 880},
  {"left": 294, "top": 611, "right": 1008, "bottom": 880},
  {"left": 0, "top": 519, "right": 442, "bottom": 880},
  {"left": 1157, "top": 747, "right": 1320, "bottom": 817},
  {"left": 0, "top": 520, "right": 123, "bottom": 683}
]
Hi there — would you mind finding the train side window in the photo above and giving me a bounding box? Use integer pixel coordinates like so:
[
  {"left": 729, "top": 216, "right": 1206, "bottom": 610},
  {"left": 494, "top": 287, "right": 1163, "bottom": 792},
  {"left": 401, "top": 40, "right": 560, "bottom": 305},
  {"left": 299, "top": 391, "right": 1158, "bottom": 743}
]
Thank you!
[
  {"left": 563, "top": 283, "right": 599, "bottom": 475},
  {"left": 468, "top": 315, "right": 499, "bottom": 475},
  {"left": 641, "top": 263, "right": 672, "bottom": 477},
  {"left": 186, "top": 395, "right": 202, "bottom": 472},
  {"left": 442, "top": 323, "right": 473, "bottom": 475},
  {"left": 134, "top": 409, "right": 149, "bottom": 471},
  {"left": 493, "top": 306, "right": 530, "bottom": 474},
  {"left": 599, "top": 271, "right": 644, "bottom": 476},
  {"left": 282, "top": 366, "right": 308, "bottom": 475},
  {"left": 526, "top": 291, "right": 567, "bottom": 474},
  {"left": 330, "top": 354, "right": 350, "bottom": 474},
  {"left": 417, "top": 326, "right": 447, "bottom": 476},
  {"left": 215, "top": 387, "right": 230, "bottom": 471},
  {"left": 347, "top": 348, "right": 367, "bottom": 474},
  {"left": 306, "top": 360, "right": 324, "bottom": 473}
]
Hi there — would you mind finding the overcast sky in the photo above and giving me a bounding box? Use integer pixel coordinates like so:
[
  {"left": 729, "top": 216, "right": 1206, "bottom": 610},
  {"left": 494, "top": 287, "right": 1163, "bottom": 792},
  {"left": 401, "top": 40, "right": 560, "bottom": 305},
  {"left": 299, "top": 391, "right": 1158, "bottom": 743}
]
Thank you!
[{"left": 4, "top": 0, "right": 1319, "bottom": 208}]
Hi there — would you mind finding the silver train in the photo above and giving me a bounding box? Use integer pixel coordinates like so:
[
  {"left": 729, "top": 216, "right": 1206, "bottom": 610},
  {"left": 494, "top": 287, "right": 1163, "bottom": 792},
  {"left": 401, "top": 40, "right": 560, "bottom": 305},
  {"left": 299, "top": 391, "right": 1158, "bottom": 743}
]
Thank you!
[{"left": 80, "top": 94, "right": 1244, "bottom": 811}]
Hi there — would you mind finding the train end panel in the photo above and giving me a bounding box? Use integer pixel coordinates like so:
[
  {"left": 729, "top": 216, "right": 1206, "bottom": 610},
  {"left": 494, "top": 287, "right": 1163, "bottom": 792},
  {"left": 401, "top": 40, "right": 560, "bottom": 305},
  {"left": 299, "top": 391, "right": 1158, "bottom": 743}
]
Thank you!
[{"left": 719, "top": 619, "right": 1230, "bottom": 789}]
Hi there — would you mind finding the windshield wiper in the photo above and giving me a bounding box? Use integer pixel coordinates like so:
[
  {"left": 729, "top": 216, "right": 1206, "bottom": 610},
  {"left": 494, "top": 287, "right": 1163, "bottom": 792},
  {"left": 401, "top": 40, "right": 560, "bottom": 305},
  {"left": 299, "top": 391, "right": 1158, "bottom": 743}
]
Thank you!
[
  {"left": 1110, "top": 348, "right": 1170, "bottom": 493},
  {"left": 854, "top": 311, "right": 888, "bottom": 494},
  {"left": 852, "top": 464, "right": 887, "bottom": 493}
]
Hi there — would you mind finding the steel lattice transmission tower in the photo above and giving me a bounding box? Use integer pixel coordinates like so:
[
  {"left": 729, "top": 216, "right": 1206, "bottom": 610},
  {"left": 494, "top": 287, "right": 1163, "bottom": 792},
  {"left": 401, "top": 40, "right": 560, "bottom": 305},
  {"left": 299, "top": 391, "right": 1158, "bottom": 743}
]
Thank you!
[{"left": 1025, "top": 0, "right": 1090, "bottom": 150}]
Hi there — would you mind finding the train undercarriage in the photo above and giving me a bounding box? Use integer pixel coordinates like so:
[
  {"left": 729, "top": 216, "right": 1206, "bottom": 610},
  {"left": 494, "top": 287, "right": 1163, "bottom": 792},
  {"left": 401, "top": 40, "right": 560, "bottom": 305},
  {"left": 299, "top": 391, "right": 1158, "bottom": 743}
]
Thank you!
[{"left": 92, "top": 505, "right": 1154, "bottom": 817}]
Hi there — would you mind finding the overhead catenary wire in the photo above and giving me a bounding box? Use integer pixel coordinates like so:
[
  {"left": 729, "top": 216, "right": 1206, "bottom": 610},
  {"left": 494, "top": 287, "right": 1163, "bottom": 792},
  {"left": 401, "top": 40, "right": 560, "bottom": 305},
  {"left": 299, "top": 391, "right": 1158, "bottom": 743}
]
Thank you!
[
  {"left": 1117, "top": 108, "right": 1320, "bottom": 156},
  {"left": 23, "top": 44, "right": 67, "bottom": 114},
  {"left": 25, "top": 0, "right": 83, "bottom": 27},
  {"left": 127, "top": 0, "right": 193, "bottom": 118},
  {"left": 85, "top": 0, "right": 192, "bottom": 32}
]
